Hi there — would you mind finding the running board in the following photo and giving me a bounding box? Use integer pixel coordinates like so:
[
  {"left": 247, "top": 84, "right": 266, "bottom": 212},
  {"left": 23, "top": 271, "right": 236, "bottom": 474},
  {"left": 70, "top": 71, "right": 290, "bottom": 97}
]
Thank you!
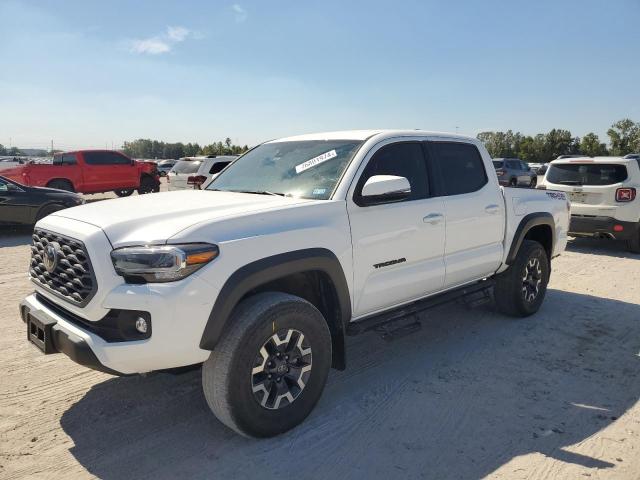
[{"left": 346, "top": 279, "right": 495, "bottom": 338}]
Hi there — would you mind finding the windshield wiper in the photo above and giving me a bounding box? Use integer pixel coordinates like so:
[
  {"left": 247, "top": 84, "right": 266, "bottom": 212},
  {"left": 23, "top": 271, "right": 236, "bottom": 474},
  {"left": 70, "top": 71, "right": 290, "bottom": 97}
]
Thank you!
[{"left": 232, "top": 190, "right": 285, "bottom": 196}]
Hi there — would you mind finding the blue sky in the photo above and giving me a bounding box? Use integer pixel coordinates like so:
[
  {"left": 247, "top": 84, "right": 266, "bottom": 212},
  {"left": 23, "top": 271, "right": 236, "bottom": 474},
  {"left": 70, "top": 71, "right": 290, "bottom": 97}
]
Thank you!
[{"left": 1, "top": 0, "right": 639, "bottom": 151}]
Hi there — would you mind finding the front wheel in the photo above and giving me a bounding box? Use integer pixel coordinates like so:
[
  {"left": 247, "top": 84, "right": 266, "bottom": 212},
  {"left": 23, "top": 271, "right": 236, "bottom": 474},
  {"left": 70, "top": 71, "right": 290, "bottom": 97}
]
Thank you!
[
  {"left": 202, "top": 292, "right": 332, "bottom": 438},
  {"left": 509, "top": 178, "right": 518, "bottom": 187},
  {"left": 494, "top": 240, "right": 550, "bottom": 317},
  {"left": 529, "top": 176, "right": 537, "bottom": 188}
]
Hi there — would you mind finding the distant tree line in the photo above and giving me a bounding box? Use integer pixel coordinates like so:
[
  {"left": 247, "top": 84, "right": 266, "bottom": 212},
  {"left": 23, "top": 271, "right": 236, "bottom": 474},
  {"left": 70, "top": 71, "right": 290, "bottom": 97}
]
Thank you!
[
  {"left": 121, "top": 137, "right": 250, "bottom": 159},
  {"left": 477, "top": 118, "right": 640, "bottom": 163},
  {"left": 0, "top": 145, "right": 21, "bottom": 156}
]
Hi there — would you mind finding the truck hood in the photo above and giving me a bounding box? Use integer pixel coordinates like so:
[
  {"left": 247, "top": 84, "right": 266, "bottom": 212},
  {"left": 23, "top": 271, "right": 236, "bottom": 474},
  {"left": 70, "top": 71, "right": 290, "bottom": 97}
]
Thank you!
[{"left": 51, "top": 190, "right": 312, "bottom": 246}]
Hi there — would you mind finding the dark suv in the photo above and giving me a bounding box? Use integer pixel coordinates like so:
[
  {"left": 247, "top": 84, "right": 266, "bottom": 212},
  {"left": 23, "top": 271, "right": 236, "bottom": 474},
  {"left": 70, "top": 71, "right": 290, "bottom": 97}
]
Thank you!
[{"left": 493, "top": 158, "right": 537, "bottom": 187}]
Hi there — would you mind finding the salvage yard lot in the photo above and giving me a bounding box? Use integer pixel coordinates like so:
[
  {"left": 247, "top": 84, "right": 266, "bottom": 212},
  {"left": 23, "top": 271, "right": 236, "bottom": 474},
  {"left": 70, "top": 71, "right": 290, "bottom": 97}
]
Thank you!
[{"left": 1, "top": 196, "right": 639, "bottom": 479}]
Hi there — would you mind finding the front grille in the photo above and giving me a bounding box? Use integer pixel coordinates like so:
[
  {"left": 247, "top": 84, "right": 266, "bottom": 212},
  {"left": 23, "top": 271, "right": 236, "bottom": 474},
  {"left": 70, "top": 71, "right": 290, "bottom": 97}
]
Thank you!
[{"left": 30, "top": 229, "right": 97, "bottom": 306}]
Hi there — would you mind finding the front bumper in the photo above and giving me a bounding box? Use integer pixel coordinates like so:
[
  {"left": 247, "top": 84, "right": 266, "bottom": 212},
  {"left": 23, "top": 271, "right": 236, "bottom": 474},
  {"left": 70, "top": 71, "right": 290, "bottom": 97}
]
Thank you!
[
  {"left": 569, "top": 215, "right": 637, "bottom": 240},
  {"left": 20, "top": 299, "right": 123, "bottom": 375}
]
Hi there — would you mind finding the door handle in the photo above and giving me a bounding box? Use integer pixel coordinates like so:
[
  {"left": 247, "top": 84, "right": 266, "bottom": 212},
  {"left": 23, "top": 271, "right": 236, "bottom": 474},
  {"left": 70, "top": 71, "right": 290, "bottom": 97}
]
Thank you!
[
  {"left": 423, "top": 213, "right": 444, "bottom": 224},
  {"left": 485, "top": 204, "right": 500, "bottom": 214}
]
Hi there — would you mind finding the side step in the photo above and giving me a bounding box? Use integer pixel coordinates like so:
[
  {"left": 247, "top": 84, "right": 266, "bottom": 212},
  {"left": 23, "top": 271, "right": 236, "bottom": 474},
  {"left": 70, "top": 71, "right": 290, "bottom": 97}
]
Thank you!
[{"left": 346, "top": 279, "right": 494, "bottom": 340}]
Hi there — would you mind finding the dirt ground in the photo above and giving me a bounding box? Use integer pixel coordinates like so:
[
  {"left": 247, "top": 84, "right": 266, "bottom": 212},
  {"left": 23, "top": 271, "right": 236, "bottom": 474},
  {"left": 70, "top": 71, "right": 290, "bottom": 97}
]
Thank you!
[{"left": 1, "top": 189, "right": 639, "bottom": 479}]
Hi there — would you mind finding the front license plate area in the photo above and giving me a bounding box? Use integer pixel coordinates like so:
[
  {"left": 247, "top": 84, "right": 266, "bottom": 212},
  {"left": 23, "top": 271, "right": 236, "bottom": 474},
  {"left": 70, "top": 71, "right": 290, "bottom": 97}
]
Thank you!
[{"left": 27, "top": 313, "right": 57, "bottom": 354}]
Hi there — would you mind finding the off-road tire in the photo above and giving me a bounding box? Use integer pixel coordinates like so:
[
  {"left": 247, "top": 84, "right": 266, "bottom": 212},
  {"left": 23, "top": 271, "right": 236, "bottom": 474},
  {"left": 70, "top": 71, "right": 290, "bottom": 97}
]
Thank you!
[
  {"left": 202, "top": 292, "right": 332, "bottom": 438},
  {"left": 137, "top": 176, "right": 156, "bottom": 194},
  {"left": 114, "top": 189, "right": 134, "bottom": 197},
  {"left": 35, "top": 204, "right": 64, "bottom": 222},
  {"left": 494, "top": 240, "right": 549, "bottom": 317},
  {"left": 627, "top": 225, "right": 640, "bottom": 254},
  {"left": 46, "top": 179, "right": 74, "bottom": 192}
]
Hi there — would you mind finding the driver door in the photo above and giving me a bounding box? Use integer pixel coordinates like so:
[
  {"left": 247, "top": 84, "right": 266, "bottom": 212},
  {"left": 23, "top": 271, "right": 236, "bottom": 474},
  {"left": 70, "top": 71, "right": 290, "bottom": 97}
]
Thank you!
[{"left": 347, "top": 140, "right": 446, "bottom": 318}]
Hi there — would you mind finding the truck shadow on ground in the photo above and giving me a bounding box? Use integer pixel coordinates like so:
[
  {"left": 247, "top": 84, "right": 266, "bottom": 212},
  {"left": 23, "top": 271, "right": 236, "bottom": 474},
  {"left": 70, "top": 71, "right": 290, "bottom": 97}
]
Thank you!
[
  {"left": 566, "top": 237, "right": 638, "bottom": 260},
  {"left": 60, "top": 289, "right": 640, "bottom": 480},
  {"left": 0, "top": 226, "right": 33, "bottom": 247}
]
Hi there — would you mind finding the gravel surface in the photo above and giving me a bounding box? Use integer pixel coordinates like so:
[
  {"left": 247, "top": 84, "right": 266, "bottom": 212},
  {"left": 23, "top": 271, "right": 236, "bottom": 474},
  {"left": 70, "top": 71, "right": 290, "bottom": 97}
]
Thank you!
[{"left": 1, "top": 195, "right": 639, "bottom": 479}]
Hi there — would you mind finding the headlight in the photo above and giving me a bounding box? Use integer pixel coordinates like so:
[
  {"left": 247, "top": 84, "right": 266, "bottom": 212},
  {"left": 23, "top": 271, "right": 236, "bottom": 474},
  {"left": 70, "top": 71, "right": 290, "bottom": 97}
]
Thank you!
[{"left": 111, "top": 243, "right": 219, "bottom": 283}]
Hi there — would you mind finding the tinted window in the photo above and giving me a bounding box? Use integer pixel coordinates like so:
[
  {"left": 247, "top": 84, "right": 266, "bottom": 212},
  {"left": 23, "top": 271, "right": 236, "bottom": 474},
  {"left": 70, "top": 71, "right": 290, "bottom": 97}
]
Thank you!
[
  {"left": 431, "top": 142, "right": 488, "bottom": 196},
  {"left": 173, "top": 160, "right": 202, "bottom": 174},
  {"left": 84, "top": 152, "right": 131, "bottom": 165},
  {"left": 0, "top": 179, "right": 7, "bottom": 192},
  {"left": 357, "top": 142, "right": 428, "bottom": 201},
  {"left": 53, "top": 154, "right": 77, "bottom": 166},
  {"left": 547, "top": 163, "right": 628, "bottom": 186},
  {"left": 209, "top": 161, "right": 231, "bottom": 174}
]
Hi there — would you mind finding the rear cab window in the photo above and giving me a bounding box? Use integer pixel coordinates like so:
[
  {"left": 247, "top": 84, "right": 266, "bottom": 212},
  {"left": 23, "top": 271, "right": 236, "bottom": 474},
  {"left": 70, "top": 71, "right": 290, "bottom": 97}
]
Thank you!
[
  {"left": 52, "top": 153, "right": 77, "bottom": 166},
  {"left": 547, "top": 163, "right": 628, "bottom": 186}
]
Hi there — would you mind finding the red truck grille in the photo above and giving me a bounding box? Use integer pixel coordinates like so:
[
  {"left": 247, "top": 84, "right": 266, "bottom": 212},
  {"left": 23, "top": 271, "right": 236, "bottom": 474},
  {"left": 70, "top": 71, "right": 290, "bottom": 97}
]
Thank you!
[{"left": 30, "top": 229, "right": 97, "bottom": 307}]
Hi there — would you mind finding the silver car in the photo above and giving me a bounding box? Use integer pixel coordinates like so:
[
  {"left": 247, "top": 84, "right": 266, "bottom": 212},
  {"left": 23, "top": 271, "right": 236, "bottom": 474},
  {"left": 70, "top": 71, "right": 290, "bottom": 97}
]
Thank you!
[{"left": 493, "top": 158, "right": 537, "bottom": 187}]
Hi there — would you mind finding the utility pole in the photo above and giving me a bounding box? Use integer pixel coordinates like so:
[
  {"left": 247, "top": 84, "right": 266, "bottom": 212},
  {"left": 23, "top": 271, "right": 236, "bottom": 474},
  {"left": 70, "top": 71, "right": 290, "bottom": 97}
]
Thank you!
[{"left": 51, "top": 139, "right": 53, "bottom": 154}]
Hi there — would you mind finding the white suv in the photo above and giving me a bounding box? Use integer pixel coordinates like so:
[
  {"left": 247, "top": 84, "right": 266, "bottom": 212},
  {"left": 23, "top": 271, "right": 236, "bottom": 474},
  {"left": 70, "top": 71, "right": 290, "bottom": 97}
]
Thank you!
[
  {"left": 20, "top": 130, "right": 569, "bottom": 437},
  {"left": 539, "top": 156, "right": 640, "bottom": 252},
  {"left": 167, "top": 156, "right": 236, "bottom": 191}
]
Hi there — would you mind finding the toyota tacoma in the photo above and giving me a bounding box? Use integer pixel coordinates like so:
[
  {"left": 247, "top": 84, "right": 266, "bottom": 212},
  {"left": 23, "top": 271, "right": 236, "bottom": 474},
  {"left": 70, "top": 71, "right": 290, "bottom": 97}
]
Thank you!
[{"left": 20, "top": 130, "right": 569, "bottom": 437}]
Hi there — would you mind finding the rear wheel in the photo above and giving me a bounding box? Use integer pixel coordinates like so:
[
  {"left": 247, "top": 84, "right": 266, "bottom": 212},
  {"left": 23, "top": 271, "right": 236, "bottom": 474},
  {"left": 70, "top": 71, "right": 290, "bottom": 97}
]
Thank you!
[
  {"left": 529, "top": 176, "right": 537, "bottom": 188},
  {"left": 509, "top": 178, "right": 518, "bottom": 187},
  {"left": 137, "top": 176, "right": 157, "bottom": 194},
  {"left": 114, "top": 189, "right": 134, "bottom": 197},
  {"left": 202, "top": 292, "right": 332, "bottom": 438},
  {"left": 627, "top": 225, "right": 640, "bottom": 254},
  {"left": 46, "top": 179, "right": 74, "bottom": 192},
  {"left": 494, "top": 240, "right": 550, "bottom": 317}
]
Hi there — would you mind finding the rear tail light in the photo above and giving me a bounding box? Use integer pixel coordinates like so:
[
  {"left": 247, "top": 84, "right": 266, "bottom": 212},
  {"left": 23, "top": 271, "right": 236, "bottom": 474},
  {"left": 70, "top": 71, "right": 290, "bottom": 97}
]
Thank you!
[
  {"left": 615, "top": 188, "right": 636, "bottom": 202},
  {"left": 187, "top": 175, "right": 207, "bottom": 189}
]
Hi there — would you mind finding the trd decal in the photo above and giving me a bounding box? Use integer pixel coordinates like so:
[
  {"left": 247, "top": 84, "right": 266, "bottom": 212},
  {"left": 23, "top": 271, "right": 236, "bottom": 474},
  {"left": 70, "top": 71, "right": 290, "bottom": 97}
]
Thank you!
[{"left": 373, "top": 258, "right": 406, "bottom": 269}]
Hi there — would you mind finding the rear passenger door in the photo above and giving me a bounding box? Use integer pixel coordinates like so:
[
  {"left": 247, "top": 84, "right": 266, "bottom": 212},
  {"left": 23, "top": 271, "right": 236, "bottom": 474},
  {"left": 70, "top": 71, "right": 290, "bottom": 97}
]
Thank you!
[{"left": 428, "top": 141, "right": 505, "bottom": 288}]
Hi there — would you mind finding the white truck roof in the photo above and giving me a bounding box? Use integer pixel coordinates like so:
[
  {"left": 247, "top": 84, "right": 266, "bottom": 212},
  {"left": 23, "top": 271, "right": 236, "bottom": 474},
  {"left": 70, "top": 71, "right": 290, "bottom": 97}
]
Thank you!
[{"left": 269, "top": 129, "right": 476, "bottom": 143}]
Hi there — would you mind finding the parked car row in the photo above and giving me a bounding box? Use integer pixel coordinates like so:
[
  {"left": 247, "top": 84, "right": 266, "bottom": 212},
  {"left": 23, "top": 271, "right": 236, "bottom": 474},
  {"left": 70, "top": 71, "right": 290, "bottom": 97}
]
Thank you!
[{"left": 167, "top": 155, "right": 237, "bottom": 191}]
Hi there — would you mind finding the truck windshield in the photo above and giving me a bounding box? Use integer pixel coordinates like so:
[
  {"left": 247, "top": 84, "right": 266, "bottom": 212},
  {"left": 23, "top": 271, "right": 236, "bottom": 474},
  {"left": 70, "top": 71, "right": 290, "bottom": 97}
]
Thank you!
[
  {"left": 547, "top": 163, "right": 628, "bottom": 186},
  {"left": 206, "top": 140, "right": 364, "bottom": 200}
]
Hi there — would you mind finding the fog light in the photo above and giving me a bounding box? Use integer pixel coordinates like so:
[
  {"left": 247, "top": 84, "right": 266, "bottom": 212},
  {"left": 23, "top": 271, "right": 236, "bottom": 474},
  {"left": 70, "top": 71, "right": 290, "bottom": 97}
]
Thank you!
[{"left": 135, "top": 317, "right": 148, "bottom": 334}]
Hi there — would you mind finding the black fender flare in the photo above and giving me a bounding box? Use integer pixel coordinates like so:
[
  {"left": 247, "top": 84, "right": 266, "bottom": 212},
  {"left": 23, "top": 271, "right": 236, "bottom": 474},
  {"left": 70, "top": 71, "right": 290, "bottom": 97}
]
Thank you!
[
  {"left": 506, "top": 212, "right": 555, "bottom": 265},
  {"left": 199, "top": 248, "right": 352, "bottom": 361}
]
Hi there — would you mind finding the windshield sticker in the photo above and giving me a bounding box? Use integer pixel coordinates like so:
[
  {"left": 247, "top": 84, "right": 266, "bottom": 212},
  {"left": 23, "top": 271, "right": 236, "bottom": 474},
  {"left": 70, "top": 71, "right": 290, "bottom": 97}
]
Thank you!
[
  {"left": 295, "top": 150, "right": 337, "bottom": 174},
  {"left": 312, "top": 188, "right": 327, "bottom": 196}
]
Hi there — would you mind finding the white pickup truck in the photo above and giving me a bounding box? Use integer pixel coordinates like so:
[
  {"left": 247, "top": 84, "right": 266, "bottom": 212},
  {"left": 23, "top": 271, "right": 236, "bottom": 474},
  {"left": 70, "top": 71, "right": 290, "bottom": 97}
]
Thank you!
[{"left": 20, "top": 130, "right": 569, "bottom": 437}]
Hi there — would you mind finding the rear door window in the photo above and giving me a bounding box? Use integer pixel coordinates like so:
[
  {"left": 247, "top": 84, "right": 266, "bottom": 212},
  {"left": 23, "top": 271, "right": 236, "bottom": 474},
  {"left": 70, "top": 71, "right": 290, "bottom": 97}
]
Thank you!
[
  {"left": 547, "top": 163, "right": 628, "bottom": 185},
  {"left": 209, "top": 161, "right": 231, "bottom": 175},
  {"left": 430, "top": 142, "right": 488, "bottom": 196}
]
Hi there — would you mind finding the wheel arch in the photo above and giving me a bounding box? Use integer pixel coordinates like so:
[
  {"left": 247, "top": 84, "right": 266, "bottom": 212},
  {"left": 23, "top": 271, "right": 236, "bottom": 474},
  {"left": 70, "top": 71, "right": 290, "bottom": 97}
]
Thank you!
[
  {"left": 506, "top": 212, "right": 555, "bottom": 265},
  {"left": 46, "top": 178, "right": 75, "bottom": 191},
  {"left": 199, "top": 248, "right": 352, "bottom": 370}
]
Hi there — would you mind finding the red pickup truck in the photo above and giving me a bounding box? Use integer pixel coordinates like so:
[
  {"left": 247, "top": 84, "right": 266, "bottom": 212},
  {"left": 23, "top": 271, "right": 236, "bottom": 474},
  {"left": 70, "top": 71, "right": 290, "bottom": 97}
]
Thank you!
[{"left": 1, "top": 150, "right": 160, "bottom": 197}]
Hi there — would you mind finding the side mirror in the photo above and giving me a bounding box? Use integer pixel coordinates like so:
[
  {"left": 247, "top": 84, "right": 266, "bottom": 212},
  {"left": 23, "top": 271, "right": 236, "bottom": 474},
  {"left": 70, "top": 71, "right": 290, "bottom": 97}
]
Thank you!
[{"left": 359, "top": 175, "right": 411, "bottom": 206}]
